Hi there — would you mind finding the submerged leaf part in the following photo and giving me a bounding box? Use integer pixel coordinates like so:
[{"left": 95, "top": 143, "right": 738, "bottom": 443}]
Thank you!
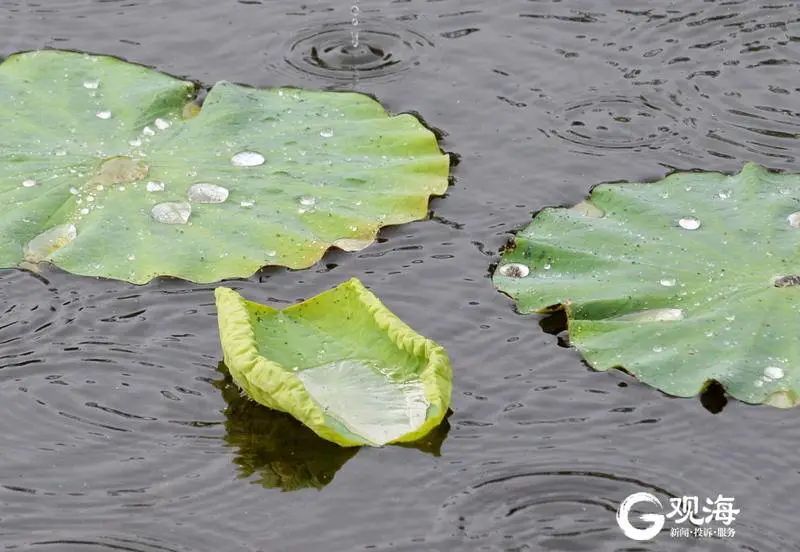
[
  {"left": 214, "top": 278, "right": 453, "bottom": 447},
  {"left": 0, "top": 50, "right": 449, "bottom": 283},
  {"left": 494, "top": 163, "right": 800, "bottom": 407},
  {"left": 296, "top": 359, "right": 429, "bottom": 446}
]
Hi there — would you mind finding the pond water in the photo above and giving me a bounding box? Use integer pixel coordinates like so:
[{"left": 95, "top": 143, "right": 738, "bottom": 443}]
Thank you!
[{"left": 1, "top": 1, "right": 799, "bottom": 550}]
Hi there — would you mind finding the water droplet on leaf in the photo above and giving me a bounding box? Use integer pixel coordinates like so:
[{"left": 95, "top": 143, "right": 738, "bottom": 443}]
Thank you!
[
  {"left": 764, "top": 366, "right": 784, "bottom": 380},
  {"left": 231, "top": 151, "right": 265, "bottom": 167},
  {"left": 678, "top": 217, "right": 701, "bottom": 230},
  {"left": 497, "top": 263, "right": 530, "bottom": 278},
  {"left": 151, "top": 202, "right": 191, "bottom": 224},
  {"left": 187, "top": 183, "right": 229, "bottom": 203}
]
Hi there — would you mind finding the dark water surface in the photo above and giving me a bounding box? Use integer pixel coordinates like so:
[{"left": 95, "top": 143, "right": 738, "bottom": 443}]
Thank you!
[{"left": 1, "top": 1, "right": 800, "bottom": 550}]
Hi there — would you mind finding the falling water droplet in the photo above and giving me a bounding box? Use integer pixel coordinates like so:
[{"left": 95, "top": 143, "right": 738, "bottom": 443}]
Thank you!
[
  {"left": 660, "top": 278, "right": 676, "bottom": 287},
  {"left": 240, "top": 200, "right": 255, "bottom": 208},
  {"left": 151, "top": 202, "right": 191, "bottom": 224},
  {"left": 146, "top": 181, "right": 165, "bottom": 192},
  {"left": 22, "top": 179, "right": 37, "bottom": 188},
  {"left": 24, "top": 224, "right": 77, "bottom": 262},
  {"left": 83, "top": 79, "right": 100, "bottom": 89},
  {"left": 142, "top": 126, "right": 156, "bottom": 137},
  {"left": 299, "top": 195, "right": 317, "bottom": 206},
  {"left": 350, "top": 1, "right": 361, "bottom": 47},
  {"left": 497, "top": 263, "right": 530, "bottom": 278},
  {"left": 231, "top": 151, "right": 266, "bottom": 167},
  {"left": 96, "top": 110, "right": 112, "bottom": 120},
  {"left": 129, "top": 138, "right": 142, "bottom": 147},
  {"left": 187, "top": 183, "right": 229, "bottom": 203},
  {"left": 678, "top": 217, "right": 701, "bottom": 230},
  {"left": 787, "top": 211, "right": 800, "bottom": 228},
  {"left": 154, "top": 118, "right": 170, "bottom": 130},
  {"left": 320, "top": 128, "right": 334, "bottom": 138}
]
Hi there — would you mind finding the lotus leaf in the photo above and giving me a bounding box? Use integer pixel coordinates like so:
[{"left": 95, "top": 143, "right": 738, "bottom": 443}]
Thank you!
[
  {"left": 494, "top": 163, "right": 800, "bottom": 407},
  {"left": 215, "top": 278, "right": 452, "bottom": 446},
  {"left": 0, "top": 50, "right": 448, "bottom": 283}
]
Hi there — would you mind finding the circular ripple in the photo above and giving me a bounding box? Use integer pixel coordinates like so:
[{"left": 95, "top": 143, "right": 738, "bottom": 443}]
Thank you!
[
  {"left": 283, "top": 20, "right": 433, "bottom": 82},
  {"left": 552, "top": 95, "right": 685, "bottom": 150},
  {"left": 28, "top": 535, "right": 185, "bottom": 552},
  {"left": 432, "top": 464, "right": 685, "bottom": 550},
  {"left": 431, "top": 461, "right": 793, "bottom": 551}
]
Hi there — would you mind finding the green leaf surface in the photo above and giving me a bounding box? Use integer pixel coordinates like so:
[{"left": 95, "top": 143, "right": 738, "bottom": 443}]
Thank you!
[
  {"left": 0, "top": 50, "right": 448, "bottom": 283},
  {"left": 494, "top": 163, "right": 800, "bottom": 407},
  {"left": 215, "top": 278, "right": 453, "bottom": 446}
]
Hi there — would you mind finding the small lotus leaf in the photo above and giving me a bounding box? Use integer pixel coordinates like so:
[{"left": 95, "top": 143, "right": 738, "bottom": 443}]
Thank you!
[{"left": 215, "top": 278, "right": 452, "bottom": 446}]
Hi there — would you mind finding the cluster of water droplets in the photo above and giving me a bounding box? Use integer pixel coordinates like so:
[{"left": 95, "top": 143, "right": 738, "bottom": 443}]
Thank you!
[
  {"left": 150, "top": 151, "right": 266, "bottom": 225},
  {"left": 754, "top": 365, "right": 785, "bottom": 388}
]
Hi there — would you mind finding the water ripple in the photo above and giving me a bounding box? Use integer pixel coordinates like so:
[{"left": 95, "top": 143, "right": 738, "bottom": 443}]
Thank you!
[{"left": 283, "top": 20, "right": 433, "bottom": 82}]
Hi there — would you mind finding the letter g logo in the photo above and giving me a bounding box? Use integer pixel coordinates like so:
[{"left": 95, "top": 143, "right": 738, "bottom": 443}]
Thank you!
[{"left": 616, "top": 492, "right": 665, "bottom": 541}]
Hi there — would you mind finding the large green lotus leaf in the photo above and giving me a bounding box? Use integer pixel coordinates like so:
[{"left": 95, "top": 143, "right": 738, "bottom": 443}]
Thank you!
[
  {"left": 494, "top": 163, "right": 800, "bottom": 408},
  {"left": 0, "top": 50, "right": 448, "bottom": 283},
  {"left": 215, "top": 278, "right": 452, "bottom": 447}
]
